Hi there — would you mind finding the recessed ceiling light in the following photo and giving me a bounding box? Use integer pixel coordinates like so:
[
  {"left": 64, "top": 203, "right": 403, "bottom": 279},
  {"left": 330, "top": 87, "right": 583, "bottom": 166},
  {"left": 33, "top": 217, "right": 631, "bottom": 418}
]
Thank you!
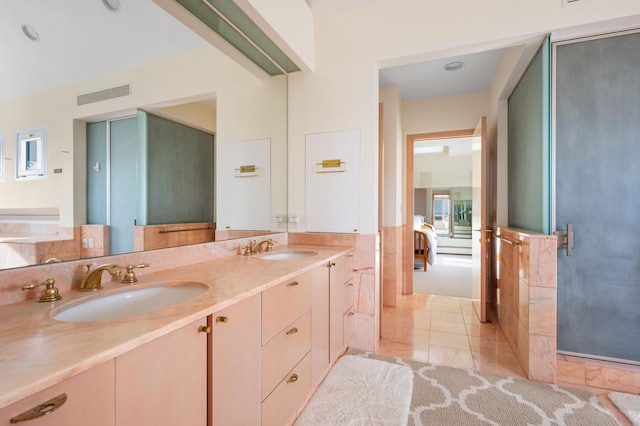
[
  {"left": 21, "top": 24, "right": 40, "bottom": 42},
  {"left": 444, "top": 61, "right": 465, "bottom": 72},
  {"left": 102, "top": 0, "right": 121, "bottom": 13}
]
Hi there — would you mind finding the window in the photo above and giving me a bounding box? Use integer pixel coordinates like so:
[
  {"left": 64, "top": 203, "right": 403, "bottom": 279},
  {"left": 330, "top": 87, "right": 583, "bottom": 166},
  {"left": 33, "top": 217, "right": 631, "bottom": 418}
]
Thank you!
[{"left": 16, "top": 127, "right": 46, "bottom": 181}]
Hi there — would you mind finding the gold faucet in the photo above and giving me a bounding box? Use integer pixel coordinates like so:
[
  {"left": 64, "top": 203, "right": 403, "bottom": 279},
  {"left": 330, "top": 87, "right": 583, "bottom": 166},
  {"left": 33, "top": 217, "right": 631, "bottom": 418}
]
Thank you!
[
  {"left": 79, "top": 264, "right": 122, "bottom": 291},
  {"left": 21, "top": 278, "right": 62, "bottom": 302},
  {"left": 242, "top": 238, "right": 276, "bottom": 256},
  {"left": 121, "top": 263, "right": 150, "bottom": 284}
]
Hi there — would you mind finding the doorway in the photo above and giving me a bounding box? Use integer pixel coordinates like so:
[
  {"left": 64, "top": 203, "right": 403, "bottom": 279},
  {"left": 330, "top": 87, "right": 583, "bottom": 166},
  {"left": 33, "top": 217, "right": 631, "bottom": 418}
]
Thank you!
[
  {"left": 406, "top": 117, "right": 490, "bottom": 322},
  {"left": 412, "top": 137, "right": 475, "bottom": 299},
  {"left": 406, "top": 129, "right": 474, "bottom": 296}
]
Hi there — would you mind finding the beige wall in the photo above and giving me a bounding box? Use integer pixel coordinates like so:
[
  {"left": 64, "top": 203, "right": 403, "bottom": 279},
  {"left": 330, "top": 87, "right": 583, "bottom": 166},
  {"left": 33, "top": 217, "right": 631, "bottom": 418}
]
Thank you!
[
  {"left": 0, "top": 46, "right": 287, "bottom": 229},
  {"left": 288, "top": 0, "right": 640, "bottom": 235},
  {"left": 403, "top": 91, "right": 490, "bottom": 136},
  {"left": 379, "top": 86, "right": 403, "bottom": 227}
]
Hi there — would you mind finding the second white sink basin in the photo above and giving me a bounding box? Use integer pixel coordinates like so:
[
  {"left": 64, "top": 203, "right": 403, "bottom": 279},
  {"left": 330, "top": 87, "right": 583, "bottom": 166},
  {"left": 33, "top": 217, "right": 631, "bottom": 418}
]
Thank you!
[
  {"left": 53, "top": 283, "right": 208, "bottom": 322},
  {"left": 260, "top": 250, "right": 318, "bottom": 260}
]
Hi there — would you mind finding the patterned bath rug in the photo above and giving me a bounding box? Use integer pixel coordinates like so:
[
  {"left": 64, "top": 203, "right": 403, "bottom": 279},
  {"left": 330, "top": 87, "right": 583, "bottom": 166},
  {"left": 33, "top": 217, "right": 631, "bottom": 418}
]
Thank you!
[
  {"left": 610, "top": 391, "right": 640, "bottom": 425},
  {"left": 294, "top": 354, "right": 413, "bottom": 426},
  {"left": 348, "top": 350, "right": 618, "bottom": 426}
]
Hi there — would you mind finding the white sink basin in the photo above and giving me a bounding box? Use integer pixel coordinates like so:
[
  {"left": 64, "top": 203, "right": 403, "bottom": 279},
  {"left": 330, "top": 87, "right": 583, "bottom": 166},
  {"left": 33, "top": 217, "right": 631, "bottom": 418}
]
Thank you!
[
  {"left": 260, "top": 250, "right": 318, "bottom": 260},
  {"left": 53, "top": 283, "right": 208, "bottom": 322}
]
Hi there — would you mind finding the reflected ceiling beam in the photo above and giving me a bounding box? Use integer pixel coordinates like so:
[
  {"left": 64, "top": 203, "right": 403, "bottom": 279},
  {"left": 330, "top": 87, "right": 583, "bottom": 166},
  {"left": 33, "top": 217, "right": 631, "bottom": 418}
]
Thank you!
[{"left": 153, "top": 0, "right": 311, "bottom": 78}]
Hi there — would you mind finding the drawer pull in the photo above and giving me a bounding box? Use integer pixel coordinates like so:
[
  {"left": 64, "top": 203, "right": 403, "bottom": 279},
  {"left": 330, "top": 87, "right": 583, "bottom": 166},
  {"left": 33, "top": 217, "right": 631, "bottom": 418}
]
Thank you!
[
  {"left": 286, "top": 327, "right": 298, "bottom": 335},
  {"left": 216, "top": 316, "right": 229, "bottom": 323},
  {"left": 286, "top": 281, "right": 299, "bottom": 287},
  {"left": 10, "top": 393, "right": 67, "bottom": 423},
  {"left": 347, "top": 311, "right": 355, "bottom": 316},
  {"left": 198, "top": 325, "right": 212, "bottom": 333},
  {"left": 327, "top": 262, "right": 336, "bottom": 268},
  {"left": 287, "top": 373, "right": 299, "bottom": 383},
  {"left": 345, "top": 282, "right": 354, "bottom": 287}
]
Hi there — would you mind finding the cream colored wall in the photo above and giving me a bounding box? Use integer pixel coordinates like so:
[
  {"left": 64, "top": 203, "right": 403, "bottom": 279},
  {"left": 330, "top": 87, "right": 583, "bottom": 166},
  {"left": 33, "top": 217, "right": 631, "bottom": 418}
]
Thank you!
[
  {"left": 379, "top": 86, "right": 403, "bottom": 227},
  {"left": 153, "top": 102, "right": 217, "bottom": 133},
  {"left": 414, "top": 154, "right": 472, "bottom": 189},
  {"left": 0, "top": 46, "right": 286, "bottom": 229},
  {"left": 403, "top": 92, "right": 490, "bottom": 136},
  {"left": 288, "top": 0, "right": 640, "bottom": 235}
]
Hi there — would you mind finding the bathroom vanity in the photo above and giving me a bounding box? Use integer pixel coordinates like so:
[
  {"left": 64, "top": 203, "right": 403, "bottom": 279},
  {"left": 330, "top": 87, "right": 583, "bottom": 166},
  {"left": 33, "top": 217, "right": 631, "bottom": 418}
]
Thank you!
[{"left": 0, "top": 246, "right": 354, "bottom": 425}]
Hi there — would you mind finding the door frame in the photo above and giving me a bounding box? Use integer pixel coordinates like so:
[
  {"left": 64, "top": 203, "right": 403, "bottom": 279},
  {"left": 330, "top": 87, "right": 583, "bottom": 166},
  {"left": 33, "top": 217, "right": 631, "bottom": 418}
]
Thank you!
[{"left": 405, "top": 128, "right": 474, "bottom": 295}]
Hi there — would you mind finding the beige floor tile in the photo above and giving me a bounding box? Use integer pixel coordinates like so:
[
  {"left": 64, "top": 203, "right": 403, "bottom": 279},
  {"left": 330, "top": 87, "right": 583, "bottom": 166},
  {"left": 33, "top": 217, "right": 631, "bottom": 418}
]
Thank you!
[
  {"left": 428, "top": 345, "right": 475, "bottom": 370},
  {"left": 430, "top": 302, "right": 462, "bottom": 314},
  {"left": 471, "top": 346, "right": 520, "bottom": 364},
  {"left": 392, "top": 326, "right": 430, "bottom": 344},
  {"left": 430, "top": 319, "right": 468, "bottom": 335},
  {"left": 468, "top": 337, "right": 515, "bottom": 354},
  {"left": 429, "top": 331, "right": 470, "bottom": 350},
  {"left": 396, "top": 315, "right": 431, "bottom": 330},
  {"left": 465, "top": 324, "right": 505, "bottom": 341},
  {"left": 432, "top": 310, "right": 466, "bottom": 324},
  {"left": 383, "top": 340, "right": 430, "bottom": 363}
]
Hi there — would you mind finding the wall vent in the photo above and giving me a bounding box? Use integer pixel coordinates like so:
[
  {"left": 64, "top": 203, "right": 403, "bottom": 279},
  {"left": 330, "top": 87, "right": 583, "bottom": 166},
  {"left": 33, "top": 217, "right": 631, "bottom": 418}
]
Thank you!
[
  {"left": 77, "top": 84, "right": 130, "bottom": 106},
  {"left": 562, "top": 0, "right": 582, "bottom": 7}
]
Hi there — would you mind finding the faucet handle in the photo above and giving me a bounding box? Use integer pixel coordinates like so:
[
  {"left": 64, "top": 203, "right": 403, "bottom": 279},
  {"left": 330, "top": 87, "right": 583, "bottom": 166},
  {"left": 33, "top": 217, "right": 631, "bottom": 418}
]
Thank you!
[
  {"left": 121, "top": 263, "right": 149, "bottom": 284},
  {"left": 265, "top": 239, "right": 276, "bottom": 252},
  {"left": 21, "top": 278, "right": 62, "bottom": 303}
]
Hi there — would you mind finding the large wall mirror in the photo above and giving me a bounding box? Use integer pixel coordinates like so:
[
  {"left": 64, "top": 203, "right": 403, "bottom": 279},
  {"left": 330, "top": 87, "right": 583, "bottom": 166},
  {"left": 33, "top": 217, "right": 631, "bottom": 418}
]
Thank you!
[{"left": 0, "top": 0, "right": 287, "bottom": 270}]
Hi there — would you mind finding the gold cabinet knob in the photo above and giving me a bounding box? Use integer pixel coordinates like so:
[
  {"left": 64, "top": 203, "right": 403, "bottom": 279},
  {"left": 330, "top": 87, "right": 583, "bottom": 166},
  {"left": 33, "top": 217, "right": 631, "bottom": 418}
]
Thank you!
[
  {"left": 215, "top": 316, "right": 228, "bottom": 323},
  {"left": 327, "top": 262, "right": 336, "bottom": 268},
  {"left": 286, "top": 281, "right": 299, "bottom": 287},
  {"left": 347, "top": 311, "right": 355, "bottom": 316},
  {"left": 287, "top": 373, "right": 298, "bottom": 383},
  {"left": 198, "top": 326, "right": 212, "bottom": 334},
  {"left": 286, "top": 327, "right": 298, "bottom": 335}
]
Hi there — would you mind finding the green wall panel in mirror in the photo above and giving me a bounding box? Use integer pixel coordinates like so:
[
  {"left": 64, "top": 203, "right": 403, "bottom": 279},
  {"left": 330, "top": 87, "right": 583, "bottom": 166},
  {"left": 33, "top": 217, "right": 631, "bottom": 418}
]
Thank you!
[{"left": 140, "top": 112, "right": 214, "bottom": 225}]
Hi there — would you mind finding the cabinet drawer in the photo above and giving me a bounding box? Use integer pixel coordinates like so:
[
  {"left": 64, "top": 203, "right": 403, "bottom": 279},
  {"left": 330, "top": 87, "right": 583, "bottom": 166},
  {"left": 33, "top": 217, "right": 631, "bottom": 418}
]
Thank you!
[
  {"left": 262, "top": 311, "right": 312, "bottom": 400},
  {"left": 262, "top": 270, "right": 312, "bottom": 344},
  {"left": 344, "top": 306, "right": 355, "bottom": 347},
  {"left": 1, "top": 361, "right": 115, "bottom": 426},
  {"left": 262, "top": 352, "right": 312, "bottom": 426},
  {"left": 342, "top": 278, "right": 355, "bottom": 314},
  {"left": 330, "top": 253, "right": 354, "bottom": 286}
]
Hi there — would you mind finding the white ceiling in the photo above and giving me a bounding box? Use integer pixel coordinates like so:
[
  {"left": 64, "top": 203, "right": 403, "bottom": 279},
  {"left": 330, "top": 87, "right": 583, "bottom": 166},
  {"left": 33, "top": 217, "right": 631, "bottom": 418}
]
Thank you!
[
  {"left": 0, "top": 0, "right": 208, "bottom": 101},
  {"left": 379, "top": 49, "right": 505, "bottom": 101}
]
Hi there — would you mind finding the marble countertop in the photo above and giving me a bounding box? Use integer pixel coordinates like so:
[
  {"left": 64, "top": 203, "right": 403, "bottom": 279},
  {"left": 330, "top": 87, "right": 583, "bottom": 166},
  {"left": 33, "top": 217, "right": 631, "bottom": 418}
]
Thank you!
[{"left": 0, "top": 245, "right": 351, "bottom": 409}]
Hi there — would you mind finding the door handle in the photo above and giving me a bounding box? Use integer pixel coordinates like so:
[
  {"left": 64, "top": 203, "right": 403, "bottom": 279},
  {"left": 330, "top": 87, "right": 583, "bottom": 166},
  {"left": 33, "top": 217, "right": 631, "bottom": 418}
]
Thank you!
[{"left": 554, "top": 224, "right": 573, "bottom": 256}]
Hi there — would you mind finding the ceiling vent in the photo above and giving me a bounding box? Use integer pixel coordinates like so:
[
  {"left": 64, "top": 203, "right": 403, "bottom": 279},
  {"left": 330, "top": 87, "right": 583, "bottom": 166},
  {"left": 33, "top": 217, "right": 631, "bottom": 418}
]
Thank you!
[{"left": 77, "top": 84, "right": 130, "bottom": 106}]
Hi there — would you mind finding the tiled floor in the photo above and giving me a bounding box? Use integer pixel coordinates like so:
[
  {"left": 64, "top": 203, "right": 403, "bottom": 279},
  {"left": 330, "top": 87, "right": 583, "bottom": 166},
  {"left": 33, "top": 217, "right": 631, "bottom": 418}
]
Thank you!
[
  {"left": 379, "top": 294, "right": 526, "bottom": 377},
  {"left": 377, "top": 293, "right": 632, "bottom": 425}
]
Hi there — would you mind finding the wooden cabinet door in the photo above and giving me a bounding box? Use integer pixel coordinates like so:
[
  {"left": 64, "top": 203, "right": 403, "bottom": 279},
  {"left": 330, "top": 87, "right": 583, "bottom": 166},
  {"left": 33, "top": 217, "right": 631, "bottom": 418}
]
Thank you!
[
  {"left": 311, "top": 265, "right": 330, "bottom": 385},
  {"left": 0, "top": 361, "right": 115, "bottom": 426},
  {"left": 212, "top": 293, "right": 261, "bottom": 426},
  {"left": 115, "top": 318, "right": 208, "bottom": 426}
]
